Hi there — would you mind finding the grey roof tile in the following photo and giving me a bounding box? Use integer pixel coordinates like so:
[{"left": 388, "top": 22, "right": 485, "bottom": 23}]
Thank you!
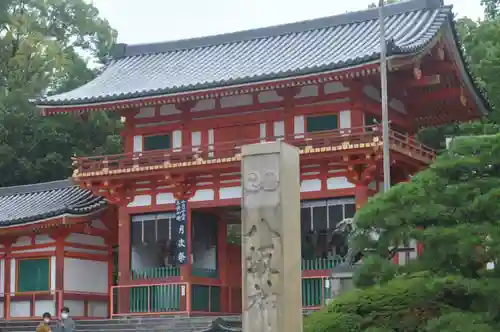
[
  {"left": 35, "top": 0, "right": 466, "bottom": 107},
  {"left": 0, "top": 179, "right": 106, "bottom": 226}
]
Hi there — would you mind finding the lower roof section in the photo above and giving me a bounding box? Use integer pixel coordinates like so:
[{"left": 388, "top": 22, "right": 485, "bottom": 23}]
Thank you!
[{"left": 0, "top": 179, "right": 106, "bottom": 227}]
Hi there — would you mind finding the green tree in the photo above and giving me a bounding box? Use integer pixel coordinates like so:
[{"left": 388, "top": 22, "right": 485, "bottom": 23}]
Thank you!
[
  {"left": 0, "top": 0, "right": 122, "bottom": 187},
  {"left": 417, "top": 13, "right": 500, "bottom": 149},
  {"left": 304, "top": 134, "right": 500, "bottom": 331},
  {"left": 481, "top": 0, "right": 500, "bottom": 19}
]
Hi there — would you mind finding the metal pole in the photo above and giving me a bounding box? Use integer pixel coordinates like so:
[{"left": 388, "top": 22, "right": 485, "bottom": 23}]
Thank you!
[{"left": 379, "top": 0, "right": 391, "bottom": 192}]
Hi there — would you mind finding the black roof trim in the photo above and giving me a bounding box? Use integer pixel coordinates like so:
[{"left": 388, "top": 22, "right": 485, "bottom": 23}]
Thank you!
[
  {"left": 114, "top": 0, "right": 444, "bottom": 58},
  {"left": 0, "top": 179, "right": 107, "bottom": 227}
]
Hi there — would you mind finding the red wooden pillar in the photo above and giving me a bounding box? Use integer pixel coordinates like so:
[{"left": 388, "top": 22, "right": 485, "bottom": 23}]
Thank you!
[
  {"left": 117, "top": 207, "right": 131, "bottom": 314},
  {"left": 55, "top": 232, "right": 69, "bottom": 315},
  {"left": 350, "top": 106, "right": 364, "bottom": 132},
  {"left": 277, "top": 87, "right": 299, "bottom": 140},
  {"left": 355, "top": 183, "right": 369, "bottom": 209},
  {"left": 4, "top": 241, "right": 13, "bottom": 320},
  {"left": 217, "top": 218, "right": 228, "bottom": 312}
]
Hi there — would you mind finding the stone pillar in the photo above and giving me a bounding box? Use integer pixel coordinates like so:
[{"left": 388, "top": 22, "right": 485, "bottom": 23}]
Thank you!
[{"left": 241, "top": 141, "right": 302, "bottom": 332}]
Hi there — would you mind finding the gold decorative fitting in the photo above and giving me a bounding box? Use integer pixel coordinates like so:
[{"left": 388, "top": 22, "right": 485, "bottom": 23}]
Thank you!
[
  {"left": 460, "top": 94, "right": 467, "bottom": 106},
  {"left": 413, "top": 66, "right": 422, "bottom": 80},
  {"left": 437, "top": 47, "right": 445, "bottom": 60}
]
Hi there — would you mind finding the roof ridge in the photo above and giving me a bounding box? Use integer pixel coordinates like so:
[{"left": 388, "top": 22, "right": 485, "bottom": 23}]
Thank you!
[
  {"left": 114, "top": 0, "right": 445, "bottom": 58},
  {"left": 0, "top": 179, "right": 76, "bottom": 197}
]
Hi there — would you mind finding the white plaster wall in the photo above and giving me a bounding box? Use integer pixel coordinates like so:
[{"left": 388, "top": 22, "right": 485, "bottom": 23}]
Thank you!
[
  {"left": 63, "top": 258, "right": 108, "bottom": 294},
  {"left": 0, "top": 259, "right": 4, "bottom": 294},
  {"left": 10, "top": 259, "right": 15, "bottom": 294},
  {"left": 133, "top": 135, "right": 143, "bottom": 152},
  {"left": 159, "top": 104, "right": 181, "bottom": 115},
  {"left": 12, "top": 236, "right": 31, "bottom": 247},
  {"left": 208, "top": 128, "right": 215, "bottom": 157},
  {"left": 50, "top": 256, "right": 56, "bottom": 291},
  {"left": 157, "top": 192, "right": 175, "bottom": 205},
  {"left": 135, "top": 107, "right": 155, "bottom": 118},
  {"left": 127, "top": 194, "right": 152, "bottom": 207},
  {"left": 193, "top": 99, "right": 216, "bottom": 111},
  {"left": 190, "top": 189, "right": 215, "bottom": 201},
  {"left": 35, "top": 235, "right": 53, "bottom": 244},
  {"left": 66, "top": 233, "right": 106, "bottom": 246},
  {"left": 192, "top": 131, "right": 201, "bottom": 151},
  {"left": 88, "top": 301, "right": 108, "bottom": 317},
  {"left": 327, "top": 177, "right": 355, "bottom": 189},
  {"left": 258, "top": 90, "right": 282, "bottom": 102},
  {"left": 219, "top": 186, "right": 242, "bottom": 199},
  {"left": 259, "top": 123, "right": 266, "bottom": 142},
  {"left": 300, "top": 179, "right": 321, "bottom": 192},
  {"left": 339, "top": 110, "right": 351, "bottom": 131},
  {"left": 10, "top": 301, "right": 30, "bottom": 317},
  {"left": 172, "top": 130, "right": 182, "bottom": 151},
  {"left": 221, "top": 94, "right": 252, "bottom": 107},
  {"left": 0, "top": 301, "right": 4, "bottom": 318},
  {"left": 10, "top": 300, "right": 55, "bottom": 318},
  {"left": 294, "top": 115, "right": 305, "bottom": 138},
  {"left": 324, "top": 82, "right": 349, "bottom": 94},
  {"left": 273, "top": 121, "right": 284, "bottom": 139},
  {"left": 63, "top": 300, "right": 84, "bottom": 317},
  {"left": 297, "top": 85, "right": 319, "bottom": 98},
  {"left": 217, "top": 176, "right": 356, "bottom": 200}
]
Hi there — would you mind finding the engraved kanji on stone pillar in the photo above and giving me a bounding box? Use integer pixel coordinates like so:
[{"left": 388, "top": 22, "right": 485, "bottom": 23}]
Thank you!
[{"left": 241, "top": 141, "right": 302, "bottom": 332}]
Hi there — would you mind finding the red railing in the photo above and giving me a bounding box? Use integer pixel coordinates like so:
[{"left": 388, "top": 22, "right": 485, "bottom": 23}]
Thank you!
[{"left": 73, "top": 125, "right": 436, "bottom": 176}]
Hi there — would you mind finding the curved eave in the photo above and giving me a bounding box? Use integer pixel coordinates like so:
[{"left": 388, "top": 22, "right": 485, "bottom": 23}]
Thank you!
[
  {"left": 443, "top": 16, "right": 491, "bottom": 116},
  {"left": 0, "top": 198, "right": 107, "bottom": 228},
  {"left": 35, "top": 61, "right": 383, "bottom": 111}
]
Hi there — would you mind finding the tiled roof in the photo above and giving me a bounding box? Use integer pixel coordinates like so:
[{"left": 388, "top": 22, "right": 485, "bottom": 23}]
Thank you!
[
  {"left": 36, "top": 0, "right": 461, "bottom": 107},
  {"left": 0, "top": 179, "right": 106, "bottom": 226}
]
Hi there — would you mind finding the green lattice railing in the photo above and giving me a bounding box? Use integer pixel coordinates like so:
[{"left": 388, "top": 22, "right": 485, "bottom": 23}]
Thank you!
[
  {"left": 126, "top": 279, "right": 330, "bottom": 314},
  {"left": 131, "top": 266, "right": 180, "bottom": 279},
  {"left": 301, "top": 256, "right": 345, "bottom": 270},
  {"left": 130, "top": 257, "right": 343, "bottom": 281}
]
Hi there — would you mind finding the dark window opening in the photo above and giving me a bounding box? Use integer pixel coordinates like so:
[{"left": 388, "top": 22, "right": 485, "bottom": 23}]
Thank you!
[
  {"left": 144, "top": 134, "right": 171, "bottom": 151},
  {"left": 306, "top": 114, "right": 338, "bottom": 132},
  {"left": 300, "top": 198, "right": 356, "bottom": 260}
]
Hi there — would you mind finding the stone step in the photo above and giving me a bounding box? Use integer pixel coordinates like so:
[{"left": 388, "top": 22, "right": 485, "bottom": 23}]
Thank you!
[{"left": 1, "top": 315, "right": 240, "bottom": 332}]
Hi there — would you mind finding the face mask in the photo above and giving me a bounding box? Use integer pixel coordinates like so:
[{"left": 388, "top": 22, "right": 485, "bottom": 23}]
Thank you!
[
  {"left": 61, "top": 313, "right": 68, "bottom": 319},
  {"left": 44, "top": 319, "right": 50, "bottom": 323}
]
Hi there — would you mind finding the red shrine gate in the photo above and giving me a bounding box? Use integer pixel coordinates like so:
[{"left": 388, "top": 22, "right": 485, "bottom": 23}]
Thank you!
[{"left": 28, "top": 0, "right": 489, "bottom": 318}]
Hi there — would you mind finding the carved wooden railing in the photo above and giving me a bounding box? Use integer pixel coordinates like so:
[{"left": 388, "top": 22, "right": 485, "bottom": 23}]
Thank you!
[{"left": 72, "top": 125, "right": 436, "bottom": 175}]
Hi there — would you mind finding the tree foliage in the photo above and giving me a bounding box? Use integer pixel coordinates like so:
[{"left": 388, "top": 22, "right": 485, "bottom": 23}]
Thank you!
[
  {"left": 0, "top": 0, "right": 122, "bottom": 187},
  {"left": 305, "top": 134, "right": 500, "bottom": 330},
  {"left": 305, "top": 3, "right": 500, "bottom": 328}
]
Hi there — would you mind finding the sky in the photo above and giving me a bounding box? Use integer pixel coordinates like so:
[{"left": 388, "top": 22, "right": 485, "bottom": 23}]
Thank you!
[{"left": 90, "top": 0, "right": 484, "bottom": 45}]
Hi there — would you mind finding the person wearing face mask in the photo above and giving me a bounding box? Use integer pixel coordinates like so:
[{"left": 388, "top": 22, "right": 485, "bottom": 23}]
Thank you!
[
  {"left": 36, "top": 312, "right": 52, "bottom": 332},
  {"left": 56, "top": 307, "right": 75, "bottom": 332}
]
